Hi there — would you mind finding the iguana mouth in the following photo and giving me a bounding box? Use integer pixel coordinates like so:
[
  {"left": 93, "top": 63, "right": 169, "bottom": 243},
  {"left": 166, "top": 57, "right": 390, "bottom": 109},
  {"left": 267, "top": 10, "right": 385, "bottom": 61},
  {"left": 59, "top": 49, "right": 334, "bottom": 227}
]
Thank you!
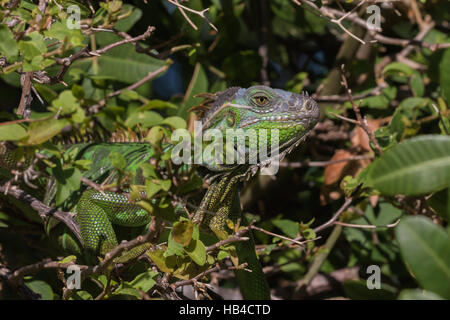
[{"left": 238, "top": 113, "right": 313, "bottom": 128}]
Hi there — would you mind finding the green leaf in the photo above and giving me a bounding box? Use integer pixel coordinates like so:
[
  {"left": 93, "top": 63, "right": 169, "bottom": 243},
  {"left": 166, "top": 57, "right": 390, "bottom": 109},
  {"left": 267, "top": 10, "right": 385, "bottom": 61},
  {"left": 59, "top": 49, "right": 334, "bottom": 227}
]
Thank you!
[
  {"left": 25, "top": 119, "right": 71, "bottom": 145},
  {"left": 140, "top": 163, "right": 158, "bottom": 179},
  {"left": 118, "top": 90, "right": 140, "bottom": 101},
  {"left": 145, "top": 126, "right": 164, "bottom": 146},
  {"left": 140, "top": 100, "right": 178, "bottom": 110},
  {"left": 360, "top": 86, "right": 397, "bottom": 109},
  {"left": 93, "top": 44, "right": 166, "bottom": 84},
  {"left": 184, "top": 239, "right": 207, "bottom": 266},
  {"left": 89, "top": 75, "right": 115, "bottom": 89},
  {"left": 172, "top": 220, "right": 194, "bottom": 246},
  {"left": 115, "top": 4, "right": 143, "bottom": 32},
  {"left": 0, "top": 25, "right": 19, "bottom": 62},
  {"left": 161, "top": 180, "right": 172, "bottom": 191},
  {"left": 70, "top": 291, "right": 93, "bottom": 300},
  {"left": 128, "top": 270, "right": 157, "bottom": 292},
  {"left": 51, "top": 90, "right": 79, "bottom": 115},
  {"left": 366, "top": 135, "right": 450, "bottom": 195},
  {"left": 59, "top": 255, "right": 77, "bottom": 264},
  {"left": 22, "top": 55, "right": 54, "bottom": 72},
  {"left": 109, "top": 152, "right": 126, "bottom": 171},
  {"left": 18, "top": 32, "right": 47, "bottom": 60},
  {"left": 271, "top": 219, "right": 299, "bottom": 238},
  {"left": 147, "top": 249, "right": 176, "bottom": 273},
  {"left": 145, "top": 180, "right": 163, "bottom": 199},
  {"left": 396, "top": 216, "right": 450, "bottom": 299},
  {"left": 217, "top": 250, "right": 229, "bottom": 260},
  {"left": 398, "top": 289, "right": 444, "bottom": 300},
  {"left": 166, "top": 231, "right": 185, "bottom": 256},
  {"left": 125, "top": 111, "right": 163, "bottom": 128},
  {"left": 383, "top": 62, "right": 414, "bottom": 77},
  {"left": 409, "top": 72, "right": 424, "bottom": 97},
  {"left": 24, "top": 279, "right": 54, "bottom": 300},
  {"left": 0, "top": 124, "right": 28, "bottom": 141},
  {"left": 44, "top": 21, "right": 83, "bottom": 46},
  {"left": 343, "top": 280, "right": 397, "bottom": 300},
  {"left": 162, "top": 116, "right": 187, "bottom": 129},
  {"left": 55, "top": 167, "right": 82, "bottom": 206}
]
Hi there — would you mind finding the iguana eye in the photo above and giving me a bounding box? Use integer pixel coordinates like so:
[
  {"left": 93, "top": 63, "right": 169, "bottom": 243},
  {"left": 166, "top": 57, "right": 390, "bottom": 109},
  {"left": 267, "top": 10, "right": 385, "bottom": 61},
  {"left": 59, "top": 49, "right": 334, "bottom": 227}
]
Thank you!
[{"left": 253, "top": 95, "right": 269, "bottom": 106}]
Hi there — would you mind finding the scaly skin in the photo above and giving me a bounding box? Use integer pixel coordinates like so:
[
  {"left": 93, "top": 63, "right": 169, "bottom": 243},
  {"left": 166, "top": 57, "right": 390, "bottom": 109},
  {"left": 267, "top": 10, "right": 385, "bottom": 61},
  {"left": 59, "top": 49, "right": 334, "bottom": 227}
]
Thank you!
[{"left": 0, "top": 85, "right": 319, "bottom": 299}]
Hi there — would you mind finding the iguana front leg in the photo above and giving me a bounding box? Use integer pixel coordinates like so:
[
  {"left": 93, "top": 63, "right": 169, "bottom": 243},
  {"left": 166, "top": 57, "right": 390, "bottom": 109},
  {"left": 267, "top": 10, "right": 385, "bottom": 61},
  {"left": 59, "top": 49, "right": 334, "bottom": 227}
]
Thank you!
[{"left": 194, "top": 173, "right": 270, "bottom": 300}]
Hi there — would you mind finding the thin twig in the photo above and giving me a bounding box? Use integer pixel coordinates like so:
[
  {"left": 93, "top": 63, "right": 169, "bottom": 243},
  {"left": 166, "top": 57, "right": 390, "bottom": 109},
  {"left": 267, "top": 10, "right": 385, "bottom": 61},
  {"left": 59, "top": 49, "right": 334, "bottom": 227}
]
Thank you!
[
  {"left": 167, "top": 0, "right": 218, "bottom": 32},
  {"left": 292, "top": 0, "right": 450, "bottom": 50},
  {"left": 279, "top": 155, "right": 374, "bottom": 168},
  {"left": 88, "top": 62, "right": 172, "bottom": 114},
  {"left": 314, "top": 83, "right": 387, "bottom": 103},
  {"left": 340, "top": 65, "right": 383, "bottom": 155},
  {"left": 251, "top": 225, "right": 318, "bottom": 246},
  {"left": 334, "top": 219, "right": 400, "bottom": 229},
  {"left": 313, "top": 198, "right": 353, "bottom": 234}
]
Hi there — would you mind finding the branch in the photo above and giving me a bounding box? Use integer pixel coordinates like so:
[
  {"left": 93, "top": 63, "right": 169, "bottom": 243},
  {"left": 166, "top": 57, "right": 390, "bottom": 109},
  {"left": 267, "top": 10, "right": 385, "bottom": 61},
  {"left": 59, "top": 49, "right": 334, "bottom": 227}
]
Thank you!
[
  {"left": 30, "top": 27, "right": 156, "bottom": 86},
  {"left": 314, "top": 82, "right": 387, "bottom": 103},
  {"left": 0, "top": 185, "right": 82, "bottom": 243},
  {"left": 166, "top": 0, "right": 218, "bottom": 32},
  {"left": 17, "top": 72, "right": 33, "bottom": 118},
  {"left": 170, "top": 262, "right": 248, "bottom": 290},
  {"left": 251, "top": 225, "right": 318, "bottom": 246},
  {"left": 88, "top": 61, "right": 172, "bottom": 114},
  {"left": 334, "top": 219, "right": 400, "bottom": 229},
  {"left": 205, "top": 226, "right": 251, "bottom": 252},
  {"left": 340, "top": 65, "right": 383, "bottom": 155},
  {"left": 313, "top": 198, "right": 353, "bottom": 234},
  {"left": 292, "top": 0, "right": 450, "bottom": 50},
  {"left": 0, "top": 264, "right": 42, "bottom": 300},
  {"left": 7, "top": 259, "right": 87, "bottom": 288},
  {"left": 279, "top": 155, "right": 374, "bottom": 168},
  {"left": 91, "top": 26, "right": 155, "bottom": 56}
]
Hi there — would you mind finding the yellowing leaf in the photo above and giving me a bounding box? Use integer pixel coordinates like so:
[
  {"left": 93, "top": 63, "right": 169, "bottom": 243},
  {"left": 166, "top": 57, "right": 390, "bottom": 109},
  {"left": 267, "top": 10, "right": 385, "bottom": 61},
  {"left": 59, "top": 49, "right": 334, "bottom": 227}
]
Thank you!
[
  {"left": 172, "top": 220, "right": 194, "bottom": 246},
  {"left": 24, "top": 119, "right": 70, "bottom": 145}
]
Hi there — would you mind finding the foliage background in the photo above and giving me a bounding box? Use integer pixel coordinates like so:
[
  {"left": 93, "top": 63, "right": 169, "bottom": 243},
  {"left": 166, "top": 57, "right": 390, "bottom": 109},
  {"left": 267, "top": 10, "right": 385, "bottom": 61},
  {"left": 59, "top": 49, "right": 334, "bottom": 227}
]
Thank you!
[{"left": 0, "top": 0, "right": 449, "bottom": 300}]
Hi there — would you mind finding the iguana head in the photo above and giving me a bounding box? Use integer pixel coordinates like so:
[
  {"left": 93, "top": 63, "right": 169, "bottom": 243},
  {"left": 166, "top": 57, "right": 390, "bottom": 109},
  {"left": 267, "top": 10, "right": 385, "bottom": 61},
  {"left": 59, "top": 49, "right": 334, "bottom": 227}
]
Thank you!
[{"left": 197, "top": 85, "right": 319, "bottom": 171}]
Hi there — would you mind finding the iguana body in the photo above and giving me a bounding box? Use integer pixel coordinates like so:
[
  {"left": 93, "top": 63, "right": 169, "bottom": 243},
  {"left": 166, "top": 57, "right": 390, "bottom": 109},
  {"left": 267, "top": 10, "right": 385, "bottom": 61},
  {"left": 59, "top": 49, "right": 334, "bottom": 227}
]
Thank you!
[{"left": 1, "top": 85, "right": 319, "bottom": 299}]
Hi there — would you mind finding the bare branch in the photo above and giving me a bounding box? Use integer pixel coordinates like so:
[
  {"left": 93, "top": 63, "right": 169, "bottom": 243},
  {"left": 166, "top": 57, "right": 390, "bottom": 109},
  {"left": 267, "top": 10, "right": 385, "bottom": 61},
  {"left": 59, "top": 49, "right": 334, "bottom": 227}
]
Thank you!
[
  {"left": 313, "top": 198, "right": 353, "bottom": 234},
  {"left": 292, "top": 0, "right": 450, "bottom": 50},
  {"left": 167, "top": 0, "right": 218, "bottom": 32},
  {"left": 340, "top": 65, "right": 383, "bottom": 155},
  {"left": 17, "top": 72, "right": 33, "bottom": 118},
  {"left": 88, "top": 61, "right": 172, "bottom": 114},
  {"left": 334, "top": 218, "right": 400, "bottom": 229},
  {"left": 0, "top": 185, "right": 82, "bottom": 243},
  {"left": 279, "top": 155, "right": 374, "bottom": 168}
]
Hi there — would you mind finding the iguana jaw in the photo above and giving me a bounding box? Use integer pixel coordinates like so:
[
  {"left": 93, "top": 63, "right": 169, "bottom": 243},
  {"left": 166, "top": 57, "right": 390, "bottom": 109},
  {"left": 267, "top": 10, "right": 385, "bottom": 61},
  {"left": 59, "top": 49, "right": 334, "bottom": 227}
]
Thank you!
[{"left": 238, "top": 109, "right": 317, "bottom": 129}]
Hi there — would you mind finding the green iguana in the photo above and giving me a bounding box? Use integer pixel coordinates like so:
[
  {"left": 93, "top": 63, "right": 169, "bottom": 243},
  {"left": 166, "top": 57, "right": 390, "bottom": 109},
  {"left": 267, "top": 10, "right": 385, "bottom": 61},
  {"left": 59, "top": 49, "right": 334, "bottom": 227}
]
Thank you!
[{"left": 0, "top": 85, "right": 319, "bottom": 299}]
